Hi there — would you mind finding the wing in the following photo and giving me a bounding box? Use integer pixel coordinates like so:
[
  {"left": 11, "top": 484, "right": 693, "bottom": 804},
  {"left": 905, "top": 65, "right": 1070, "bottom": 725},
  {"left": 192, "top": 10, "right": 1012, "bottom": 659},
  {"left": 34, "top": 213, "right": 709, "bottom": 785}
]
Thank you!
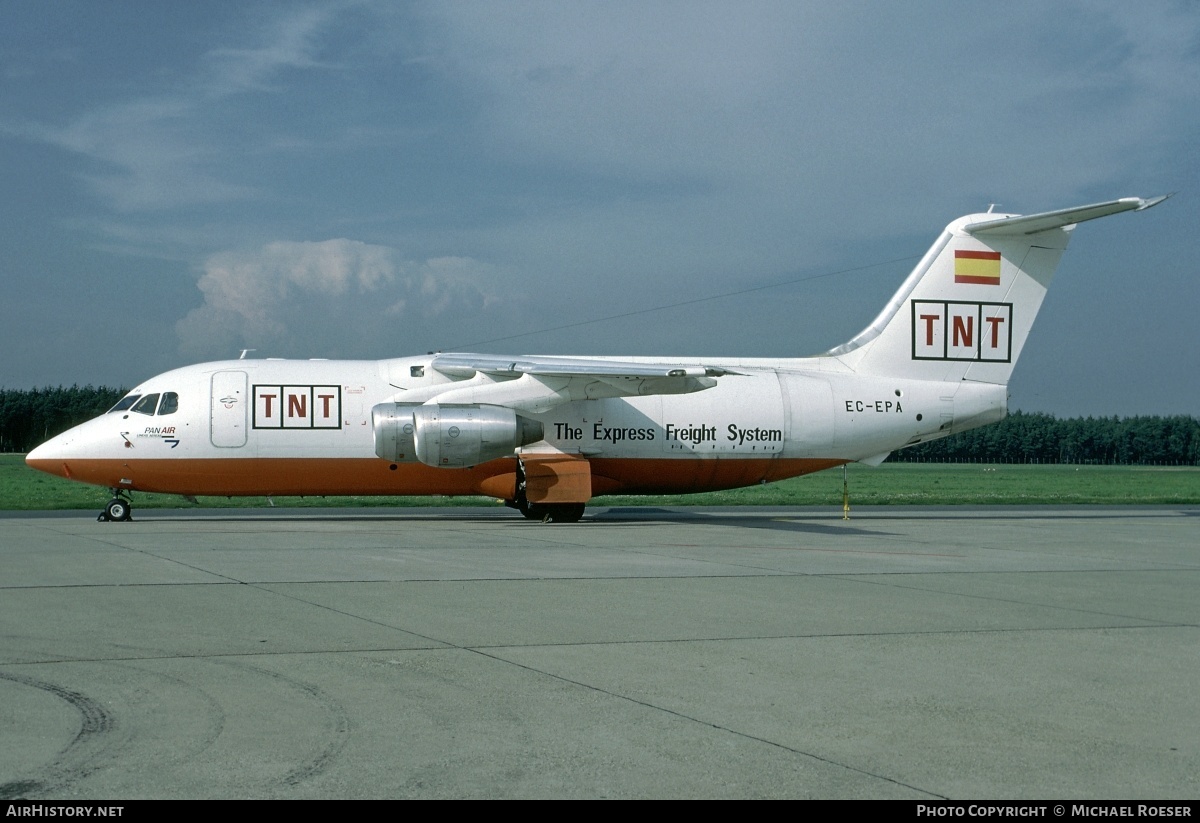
[{"left": 389, "top": 353, "right": 736, "bottom": 415}]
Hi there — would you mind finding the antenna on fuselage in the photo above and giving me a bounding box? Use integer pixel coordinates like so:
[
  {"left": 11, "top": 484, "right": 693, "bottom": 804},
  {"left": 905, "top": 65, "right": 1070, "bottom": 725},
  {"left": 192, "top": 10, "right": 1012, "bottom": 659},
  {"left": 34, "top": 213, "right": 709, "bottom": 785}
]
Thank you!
[{"left": 239, "top": 349, "right": 255, "bottom": 360}]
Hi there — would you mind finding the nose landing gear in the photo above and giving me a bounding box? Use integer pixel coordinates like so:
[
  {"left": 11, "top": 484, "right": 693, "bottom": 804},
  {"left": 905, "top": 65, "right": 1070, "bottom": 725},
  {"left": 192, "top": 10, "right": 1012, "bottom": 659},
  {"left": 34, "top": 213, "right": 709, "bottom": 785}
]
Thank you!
[{"left": 98, "top": 492, "right": 133, "bottom": 522}]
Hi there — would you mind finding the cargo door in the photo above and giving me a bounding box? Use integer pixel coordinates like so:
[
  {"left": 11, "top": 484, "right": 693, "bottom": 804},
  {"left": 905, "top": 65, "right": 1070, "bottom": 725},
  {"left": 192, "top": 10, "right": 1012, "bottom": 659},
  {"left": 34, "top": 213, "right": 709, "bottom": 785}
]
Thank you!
[
  {"left": 782, "top": 373, "right": 835, "bottom": 456},
  {"left": 211, "top": 370, "right": 248, "bottom": 447}
]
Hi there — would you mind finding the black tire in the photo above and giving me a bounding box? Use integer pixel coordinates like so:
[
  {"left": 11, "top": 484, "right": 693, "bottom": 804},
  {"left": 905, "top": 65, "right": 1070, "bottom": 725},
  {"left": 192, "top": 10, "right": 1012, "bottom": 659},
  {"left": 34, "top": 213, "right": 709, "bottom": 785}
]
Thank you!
[
  {"left": 104, "top": 499, "right": 131, "bottom": 522},
  {"left": 547, "top": 503, "right": 585, "bottom": 523},
  {"left": 518, "top": 502, "right": 547, "bottom": 521},
  {"left": 517, "top": 502, "right": 585, "bottom": 523},
  {"left": 542, "top": 503, "right": 585, "bottom": 523}
]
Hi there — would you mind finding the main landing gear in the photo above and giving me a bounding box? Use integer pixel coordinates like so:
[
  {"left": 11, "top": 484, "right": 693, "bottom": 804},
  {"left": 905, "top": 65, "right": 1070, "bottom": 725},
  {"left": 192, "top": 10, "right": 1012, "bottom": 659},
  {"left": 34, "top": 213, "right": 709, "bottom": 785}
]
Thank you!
[
  {"left": 507, "top": 460, "right": 587, "bottom": 523},
  {"left": 98, "top": 491, "right": 133, "bottom": 522}
]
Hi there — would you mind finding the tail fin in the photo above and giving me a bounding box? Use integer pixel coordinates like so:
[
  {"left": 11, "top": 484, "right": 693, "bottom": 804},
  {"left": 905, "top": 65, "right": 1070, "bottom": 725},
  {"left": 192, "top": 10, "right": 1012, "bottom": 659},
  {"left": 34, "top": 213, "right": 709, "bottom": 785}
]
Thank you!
[{"left": 829, "top": 196, "right": 1169, "bottom": 384}]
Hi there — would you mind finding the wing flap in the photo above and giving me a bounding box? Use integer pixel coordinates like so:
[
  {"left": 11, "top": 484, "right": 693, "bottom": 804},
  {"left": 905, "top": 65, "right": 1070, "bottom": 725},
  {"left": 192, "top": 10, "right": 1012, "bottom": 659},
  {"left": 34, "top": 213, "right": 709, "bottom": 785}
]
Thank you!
[{"left": 432, "top": 353, "right": 734, "bottom": 379}]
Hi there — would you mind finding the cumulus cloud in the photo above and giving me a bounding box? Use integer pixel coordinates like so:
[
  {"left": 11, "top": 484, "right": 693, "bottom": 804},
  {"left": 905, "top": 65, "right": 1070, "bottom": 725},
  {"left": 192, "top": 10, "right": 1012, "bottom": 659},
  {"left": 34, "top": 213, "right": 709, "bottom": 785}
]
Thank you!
[{"left": 176, "top": 239, "right": 504, "bottom": 359}]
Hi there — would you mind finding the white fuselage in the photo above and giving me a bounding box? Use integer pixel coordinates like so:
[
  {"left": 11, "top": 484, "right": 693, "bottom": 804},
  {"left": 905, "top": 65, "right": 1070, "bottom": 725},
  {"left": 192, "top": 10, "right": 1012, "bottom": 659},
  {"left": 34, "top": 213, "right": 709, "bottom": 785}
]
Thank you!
[{"left": 26, "top": 353, "right": 1005, "bottom": 500}]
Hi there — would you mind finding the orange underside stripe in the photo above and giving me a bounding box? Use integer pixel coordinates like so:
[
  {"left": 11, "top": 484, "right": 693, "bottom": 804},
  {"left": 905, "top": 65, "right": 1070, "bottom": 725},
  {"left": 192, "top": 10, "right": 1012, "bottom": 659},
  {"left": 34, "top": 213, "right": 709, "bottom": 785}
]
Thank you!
[
  {"left": 523, "top": 454, "right": 593, "bottom": 503},
  {"left": 28, "top": 456, "right": 849, "bottom": 500}
]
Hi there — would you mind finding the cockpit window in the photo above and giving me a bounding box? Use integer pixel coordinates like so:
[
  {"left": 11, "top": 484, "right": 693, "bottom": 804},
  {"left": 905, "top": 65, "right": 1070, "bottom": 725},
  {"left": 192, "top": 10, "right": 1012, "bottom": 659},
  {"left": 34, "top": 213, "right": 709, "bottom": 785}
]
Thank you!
[
  {"left": 109, "top": 394, "right": 141, "bottom": 413},
  {"left": 130, "top": 394, "right": 160, "bottom": 415},
  {"left": 157, "top": 392, "right": 179, "bottom": 415}
]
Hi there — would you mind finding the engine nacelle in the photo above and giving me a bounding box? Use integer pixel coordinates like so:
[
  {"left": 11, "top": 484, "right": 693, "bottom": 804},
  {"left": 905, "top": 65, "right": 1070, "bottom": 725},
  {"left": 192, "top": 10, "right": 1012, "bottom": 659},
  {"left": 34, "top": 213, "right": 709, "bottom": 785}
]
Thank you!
[
  {"left": 374, "top": 402, "right": 543, "bottom": 467},
  {"left": 372, "top": 403, "right": 421, "bottom": 462}
]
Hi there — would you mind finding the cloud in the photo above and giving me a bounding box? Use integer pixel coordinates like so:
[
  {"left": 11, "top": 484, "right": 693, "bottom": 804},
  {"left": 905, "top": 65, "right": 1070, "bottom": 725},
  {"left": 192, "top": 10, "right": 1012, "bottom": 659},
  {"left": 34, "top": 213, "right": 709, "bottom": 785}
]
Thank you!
[
  {"left": 176, "top": 239, "right": 504, "bottom": 359},
  {"left": 1, "top": 6, "right": 340, "bottom": 213},
  {"left": 427, "top": 1, "right": 1199, "bottom": 226},
  {"left": 198, "top": 6, "right": 338, "bottom": 96},
  {"left": 4, "top": 1, "right": 1198, "bottom": 414}
]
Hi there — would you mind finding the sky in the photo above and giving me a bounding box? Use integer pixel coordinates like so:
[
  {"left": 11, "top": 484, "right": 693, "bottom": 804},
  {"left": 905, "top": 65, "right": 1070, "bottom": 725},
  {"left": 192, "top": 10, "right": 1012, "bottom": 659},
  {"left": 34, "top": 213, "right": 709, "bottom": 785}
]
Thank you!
[{"left": 1, "top": 0, "right": 1197, "bottom": 417}]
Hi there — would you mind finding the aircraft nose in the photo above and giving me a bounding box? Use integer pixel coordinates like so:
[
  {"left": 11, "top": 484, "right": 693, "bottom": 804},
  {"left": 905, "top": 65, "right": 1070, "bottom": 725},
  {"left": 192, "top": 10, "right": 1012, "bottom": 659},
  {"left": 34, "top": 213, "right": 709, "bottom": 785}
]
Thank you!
[{"left": 26, "top": 432, "right": 73, "bottom": 479}]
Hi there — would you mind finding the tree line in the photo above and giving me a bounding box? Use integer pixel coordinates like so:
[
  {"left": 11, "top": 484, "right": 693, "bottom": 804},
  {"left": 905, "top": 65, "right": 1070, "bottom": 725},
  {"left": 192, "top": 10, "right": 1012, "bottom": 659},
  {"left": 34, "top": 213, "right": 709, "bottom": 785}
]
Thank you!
[
  {"left": 1, "top": 386, "right": 1197, "bottom": 464},
  {"left": 891, "top": 410, "right": 1200, "bottom": 465},
  {"left": 1, "top": 386, "right": 126, "bottom": 453}
]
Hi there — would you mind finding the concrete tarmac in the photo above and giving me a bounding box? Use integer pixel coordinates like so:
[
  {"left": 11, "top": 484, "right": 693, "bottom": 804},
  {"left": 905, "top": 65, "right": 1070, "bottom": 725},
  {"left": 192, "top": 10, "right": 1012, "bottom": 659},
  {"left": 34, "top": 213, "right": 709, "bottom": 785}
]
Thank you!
[{"left": 1, "top": 505, "right": 1197, "bottom": 799}]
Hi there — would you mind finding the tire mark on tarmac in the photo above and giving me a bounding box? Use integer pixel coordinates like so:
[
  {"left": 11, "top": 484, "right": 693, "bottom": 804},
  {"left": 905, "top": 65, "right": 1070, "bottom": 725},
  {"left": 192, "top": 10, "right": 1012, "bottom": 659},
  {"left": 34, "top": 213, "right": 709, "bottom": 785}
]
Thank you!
[
  {"left": 214, "top": 659, "right": 350, "bottom": 789},
  {"left": 0, "top": 672, "right": 117, "bottom": 799}
]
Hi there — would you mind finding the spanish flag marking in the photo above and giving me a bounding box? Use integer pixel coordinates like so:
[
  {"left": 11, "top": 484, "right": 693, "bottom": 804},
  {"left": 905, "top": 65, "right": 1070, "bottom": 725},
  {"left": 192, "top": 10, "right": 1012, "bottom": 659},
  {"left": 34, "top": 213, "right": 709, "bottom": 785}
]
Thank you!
[{"left": 954, "top": 249, "right": 1001, "bottom": 285}]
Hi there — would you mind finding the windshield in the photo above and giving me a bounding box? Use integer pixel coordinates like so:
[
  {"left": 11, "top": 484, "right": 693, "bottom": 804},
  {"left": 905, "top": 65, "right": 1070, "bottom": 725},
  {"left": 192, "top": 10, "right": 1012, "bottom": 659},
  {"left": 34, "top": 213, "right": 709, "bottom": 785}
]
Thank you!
[
  {"left": 130, "top": 394, "right": 160, "bottom": 415},
  {"left": 109, "top": 391, "right": 179, "bottom": 415},
  {"left": 109, "top": 394, "right": 141, "bottom": 413}
]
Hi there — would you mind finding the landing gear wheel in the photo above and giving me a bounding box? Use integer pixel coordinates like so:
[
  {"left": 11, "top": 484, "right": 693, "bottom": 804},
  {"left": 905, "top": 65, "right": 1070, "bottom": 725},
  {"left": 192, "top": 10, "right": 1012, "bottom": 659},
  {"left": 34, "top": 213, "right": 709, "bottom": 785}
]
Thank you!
[
  {"left": 518, "top": 503, "right": 544, "bottom": 521},
  {"left": 511, "top": 461, "right": 586, "bottom": 523},
  {"left": 546, "top": 503, "right": 585, "bottom": 523},
  {"left": 519, "top": 502, "right": 585, "bottom": 523},
  {"left": 100, "top": 498, "right": 132, "bottom": 522}
]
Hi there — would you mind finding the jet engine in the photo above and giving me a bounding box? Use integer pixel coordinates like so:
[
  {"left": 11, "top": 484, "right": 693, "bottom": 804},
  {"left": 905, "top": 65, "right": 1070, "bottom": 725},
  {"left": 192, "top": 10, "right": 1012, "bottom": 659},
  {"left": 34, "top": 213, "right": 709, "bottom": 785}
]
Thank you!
[
  {"left": 373, "top": 403, "right": 543, "bottom": 467},
  {"left": 372, "top": 403, "right": 421, "bottom": 462}
]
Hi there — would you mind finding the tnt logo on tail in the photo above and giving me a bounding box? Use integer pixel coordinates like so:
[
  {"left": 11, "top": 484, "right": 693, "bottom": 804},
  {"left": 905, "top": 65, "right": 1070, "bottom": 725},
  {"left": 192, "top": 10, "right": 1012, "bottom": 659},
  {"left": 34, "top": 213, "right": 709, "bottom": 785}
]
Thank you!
[{"left": 912, "top": 301, "right": 1012, "bottom": 362}]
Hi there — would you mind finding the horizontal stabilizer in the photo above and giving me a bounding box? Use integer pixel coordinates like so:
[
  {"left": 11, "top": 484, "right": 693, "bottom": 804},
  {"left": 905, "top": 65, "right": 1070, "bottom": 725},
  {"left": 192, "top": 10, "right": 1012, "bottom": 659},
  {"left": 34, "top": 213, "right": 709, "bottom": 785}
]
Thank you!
[{"left": 966, "top": 195, "right": 1170, "bottom": 237}]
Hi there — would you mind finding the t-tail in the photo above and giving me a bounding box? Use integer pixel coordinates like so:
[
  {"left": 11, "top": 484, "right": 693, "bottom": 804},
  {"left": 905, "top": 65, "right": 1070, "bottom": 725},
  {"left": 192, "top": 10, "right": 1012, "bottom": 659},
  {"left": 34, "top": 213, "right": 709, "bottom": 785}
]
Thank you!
[{"left": 829, "top": 196, "right": 1170, "bottom": 385}]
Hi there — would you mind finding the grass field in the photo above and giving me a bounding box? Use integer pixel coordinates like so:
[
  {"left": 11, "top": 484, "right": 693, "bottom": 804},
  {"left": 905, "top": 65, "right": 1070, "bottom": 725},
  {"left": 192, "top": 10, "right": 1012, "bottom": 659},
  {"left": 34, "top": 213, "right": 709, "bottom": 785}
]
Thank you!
[{"left": 3, "top": 453, "right": 1198, "bottom": 511}]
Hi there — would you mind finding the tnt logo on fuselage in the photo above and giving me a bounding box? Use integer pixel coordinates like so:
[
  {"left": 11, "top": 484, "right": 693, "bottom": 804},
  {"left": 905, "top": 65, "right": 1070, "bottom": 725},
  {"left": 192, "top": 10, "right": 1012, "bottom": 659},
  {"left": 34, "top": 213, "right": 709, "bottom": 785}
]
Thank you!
[
  {"left": 253, "top": 385, "right": 341, "bottom": 429},
  {"left": 911, "top": 301, "right": 1012, "bottom": 362}
]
